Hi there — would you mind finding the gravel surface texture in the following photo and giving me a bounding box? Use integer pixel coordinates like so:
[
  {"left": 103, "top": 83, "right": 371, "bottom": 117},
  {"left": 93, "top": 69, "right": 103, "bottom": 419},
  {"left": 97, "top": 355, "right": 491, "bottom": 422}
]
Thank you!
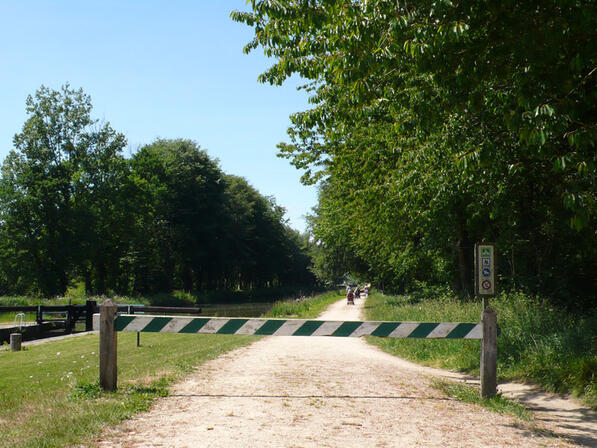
[{"left": 94, "top": 298, "right": 590, "bottom": 448}]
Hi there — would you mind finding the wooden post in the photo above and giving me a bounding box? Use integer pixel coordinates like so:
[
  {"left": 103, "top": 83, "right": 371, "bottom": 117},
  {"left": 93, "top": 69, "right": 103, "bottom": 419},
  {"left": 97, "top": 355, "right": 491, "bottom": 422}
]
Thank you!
[
  {"left": 10, "top": 333, "right": 22, "bottom": 351},
  {"left": 99, "top": 299, "right": 118, "bottom": 391},
  {"left": 66, "top": 305, "right": 73, "bottom": 334},
  {"left": 480, "top": 307, "right": 498, "bottom": 398},
  {"left": 85, "top": 300, "right": 97, "bottom": 331}
]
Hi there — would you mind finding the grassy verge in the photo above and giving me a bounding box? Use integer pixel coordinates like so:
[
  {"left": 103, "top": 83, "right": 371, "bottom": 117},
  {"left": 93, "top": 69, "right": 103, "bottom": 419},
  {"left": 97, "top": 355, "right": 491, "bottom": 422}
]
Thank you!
[
  {"left": 0, "top": 290, "right": 341, "bottom": 446},
  {"left": 0, "top": 332, "right": 254, "bottom": 448},
  {"left": 0, "top": 287, "right": 330, "bottom": 323},
  {"left": 266, "top": 290, "right": 344, "bottom": 318},
  {"left": 364, "top": 291, "right": 597, "bottom": 409},
  {"left": 432, "top": 379, "right": 531, "bottom": 420}
]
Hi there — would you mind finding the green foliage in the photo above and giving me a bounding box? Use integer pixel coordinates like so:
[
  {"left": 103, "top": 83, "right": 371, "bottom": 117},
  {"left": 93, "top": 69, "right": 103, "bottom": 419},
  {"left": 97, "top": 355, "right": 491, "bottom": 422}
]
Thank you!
[
  {"left": 365, "top": 291, "right": 597, "bottom": 408},
  {"left": 70, "top": 381, "right": 102, "bottom": 400},
  {"left": 266, "top": 290, "right": 343, "bottom": 318},
  {"left": 0, "top": 296, "right": 35, "bottom": 307},
  {"left": 128, "top": 138, "right": 228, "bottom": 293},
  {"left": 0, "top": 86, "right": 317, "bottom": 299},
  {"left": 0, "top": 84, "right": 128, "bottom": 297},
  {"left": 232, "top": 0, "right": 597, "bottom": 307},
  {"left": 195, "top": 285, "right": 324, "bottom": 304}
]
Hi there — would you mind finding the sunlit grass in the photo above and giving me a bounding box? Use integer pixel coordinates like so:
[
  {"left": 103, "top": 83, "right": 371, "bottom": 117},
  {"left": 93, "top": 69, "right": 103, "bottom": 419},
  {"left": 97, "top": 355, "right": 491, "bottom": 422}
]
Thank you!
[
  {"left": 364, "top": 291, "right": 597, "bottom": 408},
  {"left": 0, "top": 332, "right": 254, "bottom": 447},
  {"left": 266, "top": 290, "right": 344, "bottom": 318},
  {"left": 432, "top": 379, "right": 531, "bottom": 421},
  {"left": 0, "top": 290, "right": 341, "bottom": 446}
]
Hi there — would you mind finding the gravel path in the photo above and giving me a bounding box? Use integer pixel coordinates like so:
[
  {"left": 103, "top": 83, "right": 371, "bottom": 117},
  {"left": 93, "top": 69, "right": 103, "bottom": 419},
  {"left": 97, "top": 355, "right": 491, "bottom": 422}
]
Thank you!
[{"left": 95, "top": 298, "right": 587, "bottom": 448}]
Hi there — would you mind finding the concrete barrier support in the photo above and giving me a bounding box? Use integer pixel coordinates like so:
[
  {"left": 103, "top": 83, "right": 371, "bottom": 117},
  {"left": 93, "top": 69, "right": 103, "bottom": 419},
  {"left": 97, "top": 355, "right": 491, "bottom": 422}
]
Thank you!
[{"left": 10, "top": 333, "right": 22, "bottom": 351}]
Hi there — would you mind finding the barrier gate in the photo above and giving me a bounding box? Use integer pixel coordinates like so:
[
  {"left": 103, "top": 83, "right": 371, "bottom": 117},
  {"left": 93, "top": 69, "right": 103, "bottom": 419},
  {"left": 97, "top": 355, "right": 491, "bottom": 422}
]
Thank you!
[{"left": 94, "top": 299, "right": 498, "bottom": 397}]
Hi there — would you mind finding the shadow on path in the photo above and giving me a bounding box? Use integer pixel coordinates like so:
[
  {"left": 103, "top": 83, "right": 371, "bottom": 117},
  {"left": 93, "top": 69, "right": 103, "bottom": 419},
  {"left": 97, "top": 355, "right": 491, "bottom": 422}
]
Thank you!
[
  {"left": 500, "top": 385, "right": 597, "bottom": 447},
  {"left": 169, "top": 393, "right": 453, "bottom": 401}
]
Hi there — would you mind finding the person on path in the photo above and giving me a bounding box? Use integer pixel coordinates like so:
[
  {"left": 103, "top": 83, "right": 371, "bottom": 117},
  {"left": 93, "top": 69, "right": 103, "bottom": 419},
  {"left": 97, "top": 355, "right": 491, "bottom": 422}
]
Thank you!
[{"left": 346, "top": 288, "right": 354, "bottom": 305}]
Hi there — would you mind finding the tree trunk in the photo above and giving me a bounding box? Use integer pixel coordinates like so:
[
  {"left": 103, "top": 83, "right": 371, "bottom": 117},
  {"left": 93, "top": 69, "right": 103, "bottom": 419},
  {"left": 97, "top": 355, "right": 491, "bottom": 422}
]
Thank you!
[
  {"left": 181, "top": 266, "right": 193, "bottom": 292},
  {"left": 84, "top": 269, "right": 93, "bottom": 296},
  {"left": 456, "top": 213, "right": 472, "bottom": 298},
  {"left": 96, "top": 261, "right": 106, "bottom": 295}
]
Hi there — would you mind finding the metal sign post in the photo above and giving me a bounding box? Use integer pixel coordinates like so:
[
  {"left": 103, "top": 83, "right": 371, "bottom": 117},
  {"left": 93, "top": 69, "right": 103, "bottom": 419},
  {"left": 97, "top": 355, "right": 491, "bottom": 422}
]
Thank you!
[{"left": 475, "top": 243, "right": 496, "bottom": 309}]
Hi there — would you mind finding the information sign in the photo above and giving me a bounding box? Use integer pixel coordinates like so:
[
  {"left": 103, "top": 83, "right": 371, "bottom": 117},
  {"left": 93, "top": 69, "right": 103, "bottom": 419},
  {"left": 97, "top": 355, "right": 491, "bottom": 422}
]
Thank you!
[{"left": 475, "top": 243, "right": 495, "bottom": 297}]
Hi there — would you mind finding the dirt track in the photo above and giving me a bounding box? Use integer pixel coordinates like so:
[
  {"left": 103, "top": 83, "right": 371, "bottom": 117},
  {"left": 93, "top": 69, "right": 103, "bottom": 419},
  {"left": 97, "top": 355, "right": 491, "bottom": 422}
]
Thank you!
[{"left": 95, "top": 298, "right": 589, "bottom": 448}]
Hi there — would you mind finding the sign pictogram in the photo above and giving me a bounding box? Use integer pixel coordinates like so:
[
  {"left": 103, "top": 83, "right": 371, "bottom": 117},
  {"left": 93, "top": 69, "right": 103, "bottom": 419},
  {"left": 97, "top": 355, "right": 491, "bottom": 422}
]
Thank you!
[{"left": 476, "top": 243, "right": 496, "bottom": 297}]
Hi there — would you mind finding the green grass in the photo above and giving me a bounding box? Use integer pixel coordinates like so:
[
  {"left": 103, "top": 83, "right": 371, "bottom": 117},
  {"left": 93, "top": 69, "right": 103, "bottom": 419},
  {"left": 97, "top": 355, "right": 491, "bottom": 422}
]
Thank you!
[
  {"left": 266, "top": 290, "right": 344, "bottom": 318},
  {"left": 0, "top": 296, "right": 91, "bottom": 306},
  {"left": 432, "top": 379, "right": 531, "bottom": 421},
  {"left": 0, "top": 290, "right": 341, "bottom": 446},
  {"left": 0, "top": 332, "right": 254, "bottom": 448},
  {"left": 364, "top": 290, "right": 597, "bottom": 408}
]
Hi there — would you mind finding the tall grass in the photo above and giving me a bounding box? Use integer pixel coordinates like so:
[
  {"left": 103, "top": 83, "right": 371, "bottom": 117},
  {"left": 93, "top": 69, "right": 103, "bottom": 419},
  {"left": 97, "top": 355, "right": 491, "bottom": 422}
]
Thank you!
[
  {"left": 365, "top": 290, "right": 597, "bottom": 408},
  {"left": 1, "top": 284, "right": 327, "bottom": 309},
  {"left": 266, "top": 291, "right": 344, "bottom": 318}
]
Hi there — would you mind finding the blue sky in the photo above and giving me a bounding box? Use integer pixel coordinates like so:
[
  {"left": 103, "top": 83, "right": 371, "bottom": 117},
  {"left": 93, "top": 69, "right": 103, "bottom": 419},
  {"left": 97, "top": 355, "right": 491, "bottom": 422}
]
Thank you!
[{"left": 0, "top": 1, "right": 317, "bottom": 232}]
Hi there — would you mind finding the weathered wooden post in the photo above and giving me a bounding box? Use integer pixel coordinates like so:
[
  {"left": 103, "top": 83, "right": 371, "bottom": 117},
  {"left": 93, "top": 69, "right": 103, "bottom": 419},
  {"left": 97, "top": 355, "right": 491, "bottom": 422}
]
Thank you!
[
  {"left": 10, "top": 333, "right": 22, "bottom": 351},
  {"left": 99, "top": 299, "right": 118, "bottom": 391},
  {"left": 480, "top": 307, "right": 497, "bottom": 398}
]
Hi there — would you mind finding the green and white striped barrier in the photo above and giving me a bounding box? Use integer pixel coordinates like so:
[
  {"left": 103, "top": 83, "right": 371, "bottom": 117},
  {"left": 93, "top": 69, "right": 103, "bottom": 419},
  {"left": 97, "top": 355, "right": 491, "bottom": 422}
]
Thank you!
[{"left": 94, "top": 314, "right": 482, "bottom": 339}]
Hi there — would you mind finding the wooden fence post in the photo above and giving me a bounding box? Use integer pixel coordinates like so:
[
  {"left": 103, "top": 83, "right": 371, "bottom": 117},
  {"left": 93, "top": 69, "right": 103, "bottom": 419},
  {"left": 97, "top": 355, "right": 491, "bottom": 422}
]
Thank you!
[
  {"left": 85, "top": 300, "right": 97, "bottom": 332},
  {"left": 99, "top": 299, "right": 118, "bottom": 391},
  {"left": 480, "top": 307, "right": 497, "bottom": 398}
]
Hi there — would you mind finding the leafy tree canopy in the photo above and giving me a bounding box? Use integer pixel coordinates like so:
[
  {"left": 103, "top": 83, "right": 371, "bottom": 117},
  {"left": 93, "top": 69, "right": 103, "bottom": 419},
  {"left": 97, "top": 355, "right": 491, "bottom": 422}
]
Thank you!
[{"left": 233, "top": 1, "right": 597, "bottom": 306}]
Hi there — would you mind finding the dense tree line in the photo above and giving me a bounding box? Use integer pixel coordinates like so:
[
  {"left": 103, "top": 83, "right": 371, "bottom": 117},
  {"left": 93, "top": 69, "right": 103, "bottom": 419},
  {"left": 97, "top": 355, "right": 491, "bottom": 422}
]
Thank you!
[
  {"left": 233, "top": 1, "right": 597, "bottom": 308},
  {"left": 0, "top": 85, "right": 315, "bottom": 297}
]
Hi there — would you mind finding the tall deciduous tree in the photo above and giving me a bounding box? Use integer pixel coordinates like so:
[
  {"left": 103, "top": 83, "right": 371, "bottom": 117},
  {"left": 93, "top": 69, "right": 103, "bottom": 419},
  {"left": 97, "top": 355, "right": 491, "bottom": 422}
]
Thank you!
[
  {"left": 129, "top": 139, "right": 227, "bottom": 293},
  {"left": 233, "top": 1, "right": 597, "bottom": 305},
  {"left": 0, "top": 86, "right": 319, "bottom": 298},
  {"left": 0, "top": 85, "right": 127, "bottom": 297}
]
